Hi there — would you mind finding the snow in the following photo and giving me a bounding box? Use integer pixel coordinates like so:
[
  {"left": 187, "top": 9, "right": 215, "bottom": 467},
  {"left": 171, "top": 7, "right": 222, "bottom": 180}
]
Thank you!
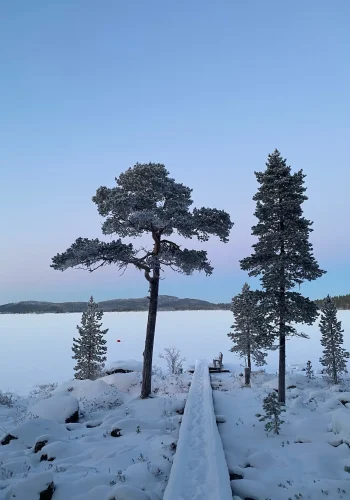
[
  {"left": 0, "top": 369, "right": 190, "bottom": 499},
  {"left": 1, "top": 311, "right": 349, "bottom": 395},
  {"left": 30, "top": 394, "right": 79, "bottom": 423},
  {"left": 104, "top": 360, "right": 143, "bottom": 373},
  {"left": 0, "top": 311, "right": 350, "bottom": 498},
  {"left": 213, "top": 368, "right": 350, "bottom": 499},
  {"left": 163, "top": 360, "right": 232, "bottom": 500}
]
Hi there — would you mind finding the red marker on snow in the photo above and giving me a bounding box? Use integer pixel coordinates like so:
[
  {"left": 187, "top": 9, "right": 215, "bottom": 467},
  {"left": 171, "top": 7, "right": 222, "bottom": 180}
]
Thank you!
[{"left": 116, "top": 339, "right": 121, "bottom": 342}]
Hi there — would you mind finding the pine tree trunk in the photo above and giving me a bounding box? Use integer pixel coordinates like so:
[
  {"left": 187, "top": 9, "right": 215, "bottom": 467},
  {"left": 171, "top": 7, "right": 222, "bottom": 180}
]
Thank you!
[
  {"left": 278, "top": 325, "right": 286, "bottom": 403},
  {"left": 331, "top": 328, "right": 338, "bottom": 384},
  {"left": 141, "top": 260, "right": 160, "bottom": 399},
  {"left": 278, "top": 208, "right": 286, "bottom": 404},
  {"left": 247, "top": 338, "right": 252, "bottom": 371}
]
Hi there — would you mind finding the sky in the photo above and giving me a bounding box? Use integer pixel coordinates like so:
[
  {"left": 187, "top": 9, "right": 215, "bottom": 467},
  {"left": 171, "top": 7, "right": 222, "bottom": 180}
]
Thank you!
[{"left": 1, "top": 0, "right": 350, "bottom": 304}]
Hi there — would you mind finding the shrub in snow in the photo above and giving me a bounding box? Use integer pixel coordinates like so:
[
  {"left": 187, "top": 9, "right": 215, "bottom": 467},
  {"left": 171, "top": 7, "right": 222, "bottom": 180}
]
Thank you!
[
  {"left": 240, "top": 150, "right": 325, "bottom": 403},
  {"left": 258, "top": 391, "right": 286, "bottom": 435},
  {"left": 159, "top": 347, "right": 185, "bottom": 375},
  {"left": 319, "top": 295, "right": 350, "bottom": 384},
  {"left": 72, "top": 296, "right": 108, "bottom": 380},
  {"left": 0, "top": 390, "right": 15, "bottom": 407},
  {"left": 306, "top": 360, "right": 314, "bottom": 379},
  {"left": 227, "top": 283, "right": 274, "bottom": 370},
  {"left": 29, "top": 383, "right": 58, "bottom": 399}
]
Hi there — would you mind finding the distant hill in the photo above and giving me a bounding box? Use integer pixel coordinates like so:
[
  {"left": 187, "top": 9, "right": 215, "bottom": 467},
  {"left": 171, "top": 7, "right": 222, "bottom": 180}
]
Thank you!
[
  {"left": 2, "top": 293, "right": 349, "bottom": 314},
  {"left": 0, "top": 295, "right": 231, "bottom": 314}
]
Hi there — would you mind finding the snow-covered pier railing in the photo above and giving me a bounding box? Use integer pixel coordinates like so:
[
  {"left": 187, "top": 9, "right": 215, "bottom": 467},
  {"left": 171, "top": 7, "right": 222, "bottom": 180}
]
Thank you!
[{"left": 163, "top": 360, "right": 232, "bottom": 500}]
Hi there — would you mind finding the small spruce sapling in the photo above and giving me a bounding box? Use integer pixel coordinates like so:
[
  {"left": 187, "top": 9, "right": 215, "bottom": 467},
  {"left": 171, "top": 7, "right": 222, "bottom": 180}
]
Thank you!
[
  {"left": 306, "top": 360, "right": 314, "bottom": 379},
  {"left": 227, "top": 283, "right": 274, "bottom": 371},
  {"left": 319, "top": 295, "right": 350, "bottom": 384},
  {"left": 72, "top": 296, "right": 108, "bottom": 380},
  {"left": 258, "top": 392, "right": 286, "bottom": 435}
]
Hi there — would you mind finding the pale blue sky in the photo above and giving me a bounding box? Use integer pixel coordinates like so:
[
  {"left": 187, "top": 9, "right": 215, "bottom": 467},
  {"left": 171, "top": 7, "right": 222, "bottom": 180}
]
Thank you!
[{"left": 1, "top": 0, "right": 350, "bottom": 304}]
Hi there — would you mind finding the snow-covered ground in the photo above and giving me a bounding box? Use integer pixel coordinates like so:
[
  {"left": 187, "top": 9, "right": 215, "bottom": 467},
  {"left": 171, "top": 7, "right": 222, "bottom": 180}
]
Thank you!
[
  {"left": 213, "top": 367, "right": 350, "bottom": 500},
  {"left": 1, "top": 311, "right": 349, "bottom": 395},
  {"left": 1, "top": 311, "right": 350, "bottom": 499},
  {"left": 0, "top": 362, "right": 190, "bottom": 499}
]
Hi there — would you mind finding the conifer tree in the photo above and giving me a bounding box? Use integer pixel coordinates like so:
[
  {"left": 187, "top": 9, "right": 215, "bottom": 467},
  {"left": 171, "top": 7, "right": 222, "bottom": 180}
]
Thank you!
[
  {"left": 306, "top": 360, "right": 314, "bottom": 379},
  {"left": 241, "top": 150, "right": 325, "bottom": 403},
  {"left": 51, "top": 163, "right": 232, "bottom": 398},
  {"left": 319, "top": 295, "right": 349, "bottom": 384},
  {"left": 227, "top": 283, "right": 274, "bottom": 370},
  {"left": 258, "top": 391, "right": 286, "bottom": 435},
  {"left": 72, "top": 296, "right": 108, "bottom": 380}
]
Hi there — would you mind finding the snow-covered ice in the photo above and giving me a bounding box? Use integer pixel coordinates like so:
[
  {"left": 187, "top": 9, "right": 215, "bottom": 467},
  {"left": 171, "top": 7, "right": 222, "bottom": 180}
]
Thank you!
[
  {"left": 1, "top": 310, "right": 349, "bottom": 395},
  {"left": 163, "top": 360, "right": 231, "bottom": 500}
]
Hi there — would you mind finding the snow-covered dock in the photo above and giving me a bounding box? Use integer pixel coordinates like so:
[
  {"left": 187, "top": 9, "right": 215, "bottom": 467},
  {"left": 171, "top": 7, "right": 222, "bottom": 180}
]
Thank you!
[{"left": 163, "top": 360, "right": 232, "bottom": 500}]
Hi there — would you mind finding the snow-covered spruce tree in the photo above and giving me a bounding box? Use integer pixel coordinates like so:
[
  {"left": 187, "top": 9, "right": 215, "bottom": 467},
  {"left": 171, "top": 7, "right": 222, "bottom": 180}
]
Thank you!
[
  {"left": 306, "top": 360, "right": 314, "bottom": 379},
  {"left": 319, "top": 295, "right": 349, "bottom": 384},
  {"left": 227, "top": 283, "right": 274, "bottom": 371},
  {"left": 72, "top": 296, "right": 108, "bottom": 380},
  {"left": 240, "top": 150, "right": 325, "bottom": 403},
  {"left": 51, "top": 163, "right": 233, "bottom": 398},
  {"left": 258, "top": 391, "right": 286, "bottom": 435}
]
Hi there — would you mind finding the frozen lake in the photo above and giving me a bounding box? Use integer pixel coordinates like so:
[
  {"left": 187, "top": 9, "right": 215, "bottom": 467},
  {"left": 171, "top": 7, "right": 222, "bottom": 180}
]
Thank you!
[{"left": 1, "top": 310, "right": 349, "bottom": 395}]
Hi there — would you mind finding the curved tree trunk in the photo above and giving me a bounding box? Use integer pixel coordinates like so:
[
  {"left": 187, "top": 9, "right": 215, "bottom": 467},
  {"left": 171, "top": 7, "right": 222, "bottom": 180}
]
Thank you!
[{"left": 141, "top": 260, "right": 160, "bottom": 398}]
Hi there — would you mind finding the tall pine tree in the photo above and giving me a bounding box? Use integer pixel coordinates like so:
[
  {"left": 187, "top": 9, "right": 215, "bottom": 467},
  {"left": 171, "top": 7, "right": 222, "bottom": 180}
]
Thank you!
[
  {"left": 319, "top": 295, "right": 349, "bottom": 384},
  {"left": 228, "top": 283, "right": 274, "bottom": 370},
  {"left": 72, "top": 296, "right": 108, "bottom": 380},
  {"left": 241, "top": 150, "right": 325, "bottom": 403}
]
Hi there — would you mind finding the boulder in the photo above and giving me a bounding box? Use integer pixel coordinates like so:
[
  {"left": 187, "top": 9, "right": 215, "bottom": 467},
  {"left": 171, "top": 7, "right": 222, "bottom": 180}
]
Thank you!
[{"left": 30, "top": 394, "right": 79, "bottom": 424}]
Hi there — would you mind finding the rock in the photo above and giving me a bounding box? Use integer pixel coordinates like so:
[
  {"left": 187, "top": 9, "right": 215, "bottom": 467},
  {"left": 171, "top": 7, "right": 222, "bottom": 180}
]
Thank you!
[
  {"left": 216, "top": 414, "right": 226, "bottom": 423},
  {"left": 6, "top": 472, "right": 54, "bottom": 500},
  {"left": 39, "top": 481, "right": 55, "bottom": 500},
  {"left": 329, "top": 438, "right": 343, "bottom": 447},
  {"left": 1, "top": 433, "right": 18, "bottom": 445},
  {"left": 105, "top": 368, "right": 134, "bottom": 374},
  {"left": 65, "top": 409, "right": 79, "bottom": 423},
  {"left": 230, "top": 472, "right": 243, "bottom": 480},
  {"left": 30, "top": 394, "right": 79, "bottom": 424},
  {"left": 85, "top": 420, "right": 102, "bottom": 428},
  {"left": 111, "top": 428, "right": 122, "bottom": 437},
  {"left": 34, "top": 439, "right": 48, "bottom": 453},
  {"left": 40, "top": 454, "right": 55, "bottom": 462}
]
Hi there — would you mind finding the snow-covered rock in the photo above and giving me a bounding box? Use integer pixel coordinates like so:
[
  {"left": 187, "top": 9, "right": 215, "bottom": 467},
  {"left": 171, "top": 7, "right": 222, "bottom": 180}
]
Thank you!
[
  {"left": 1, "top": 419, "right": 68, "bottom": 448},
  {"left": 4, "top": 471, "right": 54, "bottom": 500},
  {"left": 331, "top": 408, "right": 350, "bottom": 444},
  {"left": 30, "top": 394, "right": 79, "bottom": 423},
  {"left": 104, "top": 360, "right": 143, "bottom": 374}
]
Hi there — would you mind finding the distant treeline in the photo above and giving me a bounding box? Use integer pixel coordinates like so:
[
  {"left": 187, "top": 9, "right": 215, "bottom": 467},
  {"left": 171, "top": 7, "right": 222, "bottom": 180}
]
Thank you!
[
  {"left": 0, "top": 295, "right": 231, "bottom": 314},
  {"left": 315, "top": 294, "right": 350, "bottom": 310}
]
